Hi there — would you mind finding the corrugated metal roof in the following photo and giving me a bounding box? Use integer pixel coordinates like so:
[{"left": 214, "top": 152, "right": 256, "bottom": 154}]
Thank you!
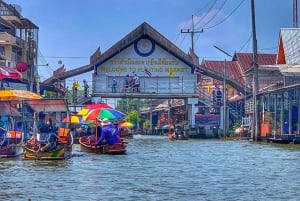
[
  {"left": 234, "top": 53, "right": 277, "bottom": 73},
  {"left": 203, "top": 60, "right": 244, "bottom": 85},
  {"left": 24, "top": 98, "right": 69, "bottom": 113},
  {"left": 278, "top": 28, "right": 300, "bottom": 65}
]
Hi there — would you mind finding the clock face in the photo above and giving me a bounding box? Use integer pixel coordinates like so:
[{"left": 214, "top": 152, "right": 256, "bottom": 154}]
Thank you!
[{"left": 134, "top": 38, "right": 155, "bottom": 57}]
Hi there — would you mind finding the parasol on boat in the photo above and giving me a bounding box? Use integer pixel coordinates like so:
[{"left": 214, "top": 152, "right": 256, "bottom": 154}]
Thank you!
[
  {"left": 62, "top": 115, "right": 83, "bottom": 124},
  {"left": 84, "top": 108, "right": 126, "bottom": 121},
  {"left": 84, "top": 103, "right": 113, "bottom": 110},
  {"left": 119, "top": 122, "right": 134, "bottom": 129}
]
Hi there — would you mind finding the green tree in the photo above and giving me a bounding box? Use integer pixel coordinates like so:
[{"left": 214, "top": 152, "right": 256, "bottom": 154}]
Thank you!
[{"left": 124, "top": 110, "right": 138, "bottom": 127}]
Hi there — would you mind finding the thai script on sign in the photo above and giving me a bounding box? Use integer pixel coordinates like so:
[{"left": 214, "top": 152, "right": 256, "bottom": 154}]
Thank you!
[
  {"left": 100, "top": 66, "right": 189, "bottom": 74},
  {"left": 109, "top": 58, "right": 179, "bottom": 66}
]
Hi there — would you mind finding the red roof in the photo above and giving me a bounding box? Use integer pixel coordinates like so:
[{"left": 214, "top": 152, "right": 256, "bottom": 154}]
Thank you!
[
  {"left": 203, "top": 60, "right": 244, "bottom": 85},
  {"left": 234, "top": 53, "right": 277, "bottom": 73}
]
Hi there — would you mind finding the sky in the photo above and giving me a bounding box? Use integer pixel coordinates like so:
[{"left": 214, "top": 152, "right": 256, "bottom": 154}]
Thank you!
[{"left": 4, "top": 0, "right": 296, "bottom": 88}]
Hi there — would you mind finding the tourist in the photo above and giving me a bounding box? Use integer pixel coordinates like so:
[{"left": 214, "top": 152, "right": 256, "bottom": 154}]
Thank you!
[
  {"left": 112, "top": 78, "right": 117, "bottom": 93},
  {"left": 216, "top": 88, "right": 222, "bottom": 106},
  {"left": 212, "top": 90, "right": 216, "bottom": 106},
  {"left": 83, "top": 79, "right": 89, "bottom": 97},
  {"left": 133, "top": 74, "right": 140, "bottom": 92},
  {"left": 123, "top": 75, "right": 129, "bottom": 92}
]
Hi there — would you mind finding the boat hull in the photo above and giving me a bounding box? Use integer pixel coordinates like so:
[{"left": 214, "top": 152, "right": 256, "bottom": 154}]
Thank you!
[
  {"left": 23, "top": 144, "right": 72, "bottom": 160},
  {"left": 0, "top": 131, "right": 24, "bottom": 158},
  {"left": 0, "top": 143, "right": 23, "bottom": 157},
  {"left": 168, "top": 133, "right": 189, "bottom": 141},
  {"left": 79, "top": 136, "right": 126, "bottom": 154},
  {"left": 23, "top": 132, "right": 74, "bottom": 160}
]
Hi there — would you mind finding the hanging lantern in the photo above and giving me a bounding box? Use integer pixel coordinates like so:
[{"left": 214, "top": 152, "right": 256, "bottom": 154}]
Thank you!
[{"left": 16, "top": 62, "right": 28, "bottom": 72}]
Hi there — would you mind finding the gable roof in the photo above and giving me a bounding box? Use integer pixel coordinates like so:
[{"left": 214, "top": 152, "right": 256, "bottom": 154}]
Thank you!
[
  {"left": 233, "top": 53, "right": 277, "bottom": 73},
  {"left": 202, "top": 60, "right": 244, "bottom": 85},
  {"left": 94, "top": 22, "right": 194, "bottom": 69},
  {"left": 277, "top": 28, "right": 300, "bottom": 65},
  {"left": 43, "top": 22, "right": 196, "bottom": 85}
]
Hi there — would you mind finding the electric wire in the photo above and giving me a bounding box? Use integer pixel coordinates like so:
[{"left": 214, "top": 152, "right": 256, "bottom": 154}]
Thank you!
[{"left": 203, "top": 0, "right": 245, "bottom": 30}]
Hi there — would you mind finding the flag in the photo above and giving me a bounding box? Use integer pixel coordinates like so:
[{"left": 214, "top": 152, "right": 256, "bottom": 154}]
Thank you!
[
  {"left": 144, "top": 67, "right": 151, "bottom": 77},
  {"left": 194, "top": 66, "right": 203, "bottom": 74}
]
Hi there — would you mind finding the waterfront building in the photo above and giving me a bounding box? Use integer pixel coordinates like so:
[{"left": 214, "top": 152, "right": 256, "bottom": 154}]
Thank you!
[{"left": 0, "top": 1, "right": 39, "bottom": 91}]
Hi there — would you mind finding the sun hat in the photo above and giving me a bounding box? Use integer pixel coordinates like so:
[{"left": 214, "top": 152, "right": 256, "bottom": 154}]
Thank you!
[{"left": 100, "top": 118, "right": 111, "bottom": 126}]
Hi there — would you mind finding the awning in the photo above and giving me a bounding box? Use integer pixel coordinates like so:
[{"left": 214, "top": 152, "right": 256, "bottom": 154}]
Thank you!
[
  {"left": 0, "top": 89, "right": 42, "bottom": 101},
  {"left": 24, "top": 98, "right": 69, "bottom": 113}
]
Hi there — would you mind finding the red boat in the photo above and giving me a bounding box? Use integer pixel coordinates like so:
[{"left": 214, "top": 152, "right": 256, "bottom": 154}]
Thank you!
[{"left": 79, "top": 135, "right": 127, "bottom": 154}]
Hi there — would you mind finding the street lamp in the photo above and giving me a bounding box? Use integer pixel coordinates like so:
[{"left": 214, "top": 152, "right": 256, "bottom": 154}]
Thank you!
[{"left": 213, "top": 46, "right": 233, "bottom": 137}]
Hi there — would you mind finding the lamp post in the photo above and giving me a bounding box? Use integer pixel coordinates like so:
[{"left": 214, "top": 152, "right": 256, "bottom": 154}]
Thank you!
[{"left": 213, "top": 46, "right": 233, "bottom": 137}]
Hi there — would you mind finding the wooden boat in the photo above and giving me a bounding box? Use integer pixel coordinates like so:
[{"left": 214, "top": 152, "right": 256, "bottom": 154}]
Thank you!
[
  {"left": 22, "top": 98, "right": 74, "bottom": 160},
  {"left": 168, "top": 133, "right": 189, "bottom": 141},
  {"left": 79, "top": 135, "right": 127, "bottom": 154},
  {"left": 0, "top": 128, "right": 24, "bottom": 157},
  {"left": 23, "top": 128, "right": 73, "bottom": 160},
  {"left": 72, "top": 125, "right": 96, "bottom": 144}
]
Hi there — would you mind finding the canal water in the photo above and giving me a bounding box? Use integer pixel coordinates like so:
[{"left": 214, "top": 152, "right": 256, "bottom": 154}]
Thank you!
[{"left": 1, "top": 135, "right": 300, "bottom": 201}]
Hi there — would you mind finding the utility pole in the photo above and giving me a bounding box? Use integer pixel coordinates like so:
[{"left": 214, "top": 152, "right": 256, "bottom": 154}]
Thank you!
[
  {"left": 251, "top": 0, "right": 259, "bottom": 141},
  {"left": 181, "top": 15, "right": 203, "bottom": 52},
  {"left": 294, "top": 0, "right": 298, "bottom": 28},
  {"left": 213, "top": 46, "right": 232, "bottom": 138}
]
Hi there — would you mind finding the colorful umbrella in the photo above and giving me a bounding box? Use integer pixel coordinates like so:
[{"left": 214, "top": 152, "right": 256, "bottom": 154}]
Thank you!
[
  {"left": 119, "top": 122, "right": 134, "bottom": 128},
  {"left": 0, "top": 89, "right": 42, "bottom": 101},
  {"left": 85, "top": 103, "right": 113, "bottom": 110},
  {"left": 77, "top": 103, "right": 113, "bottom": 116},
  {"left": 62, "top": 115, "right": 83, "bottom": 124},
  {"left": 77, "top": 108, "right": 90, "bottom": 116},
  {"left": 84, "top": 108, "right": 126, "bottom": 121}
]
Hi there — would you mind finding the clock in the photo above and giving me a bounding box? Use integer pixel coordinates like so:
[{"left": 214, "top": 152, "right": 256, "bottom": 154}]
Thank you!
[{"left": 134, "top": 38, "right": 155, "bottom": 57}]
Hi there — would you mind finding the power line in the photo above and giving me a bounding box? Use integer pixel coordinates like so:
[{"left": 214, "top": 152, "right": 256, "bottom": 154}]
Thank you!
[
  {"left": 40, "top": 56, "right": 89, "bottom": 59},
  {"left": 203, "top": 0, "right": 245, "bottom": 30}
]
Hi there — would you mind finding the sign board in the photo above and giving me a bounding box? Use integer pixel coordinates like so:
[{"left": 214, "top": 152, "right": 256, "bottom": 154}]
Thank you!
[{"left": 195, "top": 114, "right": 220, "bottom": 126}]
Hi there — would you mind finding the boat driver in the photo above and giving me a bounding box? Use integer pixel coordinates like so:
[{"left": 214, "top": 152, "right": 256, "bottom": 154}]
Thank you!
[{"left": 95, "top": 118, "right": 119, "bottom": 146}]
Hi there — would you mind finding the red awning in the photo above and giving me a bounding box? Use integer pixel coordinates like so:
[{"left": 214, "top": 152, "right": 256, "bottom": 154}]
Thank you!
[{"left": 0, "top": 66, "right": 22, "bottom": 81}]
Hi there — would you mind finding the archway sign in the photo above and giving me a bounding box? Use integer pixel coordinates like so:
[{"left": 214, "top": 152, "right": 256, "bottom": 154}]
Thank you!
[{"left": 93, "top": 37, "right": 197, "bottom": 95}]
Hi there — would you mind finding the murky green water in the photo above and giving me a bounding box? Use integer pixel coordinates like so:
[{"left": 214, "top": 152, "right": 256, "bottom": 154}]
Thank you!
[{"left": 1, "top": 135, "right": 300, "bottom": 201}]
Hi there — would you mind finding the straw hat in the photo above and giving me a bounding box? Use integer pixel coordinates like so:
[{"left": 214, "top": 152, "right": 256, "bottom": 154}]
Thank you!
[{"left": 100, "top": 118, "right": 111, "bottom": 126}]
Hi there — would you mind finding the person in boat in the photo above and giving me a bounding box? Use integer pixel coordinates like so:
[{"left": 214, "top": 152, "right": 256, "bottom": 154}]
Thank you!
[
  {"left": 94, "top": 118, "right": 119, "bottom": 146},
  {"left": 173, "top": 128, "right": 180, "bottom": 139},
  {"left": 37, "top": 112, "right": 50, "bottom": 133},
  {"left": 113, "top": 122, "right": 122, "bottom": 143}
]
